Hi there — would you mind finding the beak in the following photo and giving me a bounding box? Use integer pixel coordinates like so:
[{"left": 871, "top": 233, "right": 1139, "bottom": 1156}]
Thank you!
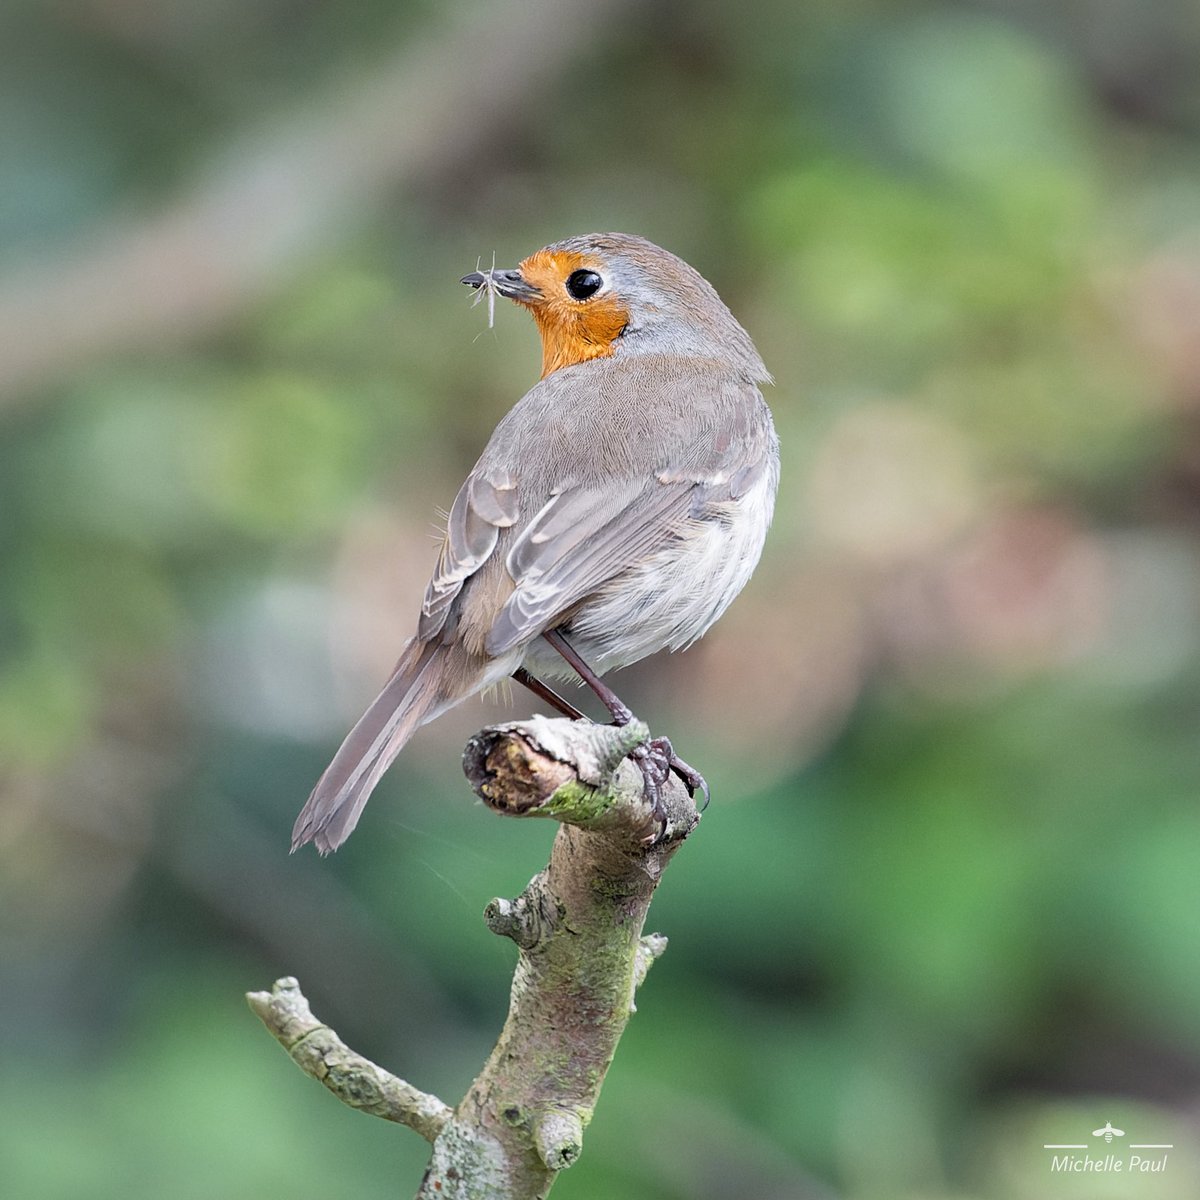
[{"left": 460, "top": 267, "right": 541, "bottom": 302}]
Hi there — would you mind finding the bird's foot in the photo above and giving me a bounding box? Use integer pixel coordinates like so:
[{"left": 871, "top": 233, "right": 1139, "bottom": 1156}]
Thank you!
[
  {"left": 629, "top": 735, "right": 710, "bottom": 842},
  {"left": 660, "top": 740, "right": 710, "bottom": 811}
]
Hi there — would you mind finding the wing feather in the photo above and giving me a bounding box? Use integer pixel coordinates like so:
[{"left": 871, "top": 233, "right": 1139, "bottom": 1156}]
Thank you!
[
  {"left": 418, "top": 466, "right": 519, "bottom": 641},
  {"left": 486, "top": 481, "right": 693, "bottom": 655}
]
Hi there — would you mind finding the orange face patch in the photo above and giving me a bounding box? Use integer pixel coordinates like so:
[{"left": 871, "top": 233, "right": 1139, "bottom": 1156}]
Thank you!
[{"left": 515, "top": 249, "right": 629, "bottom": 378}]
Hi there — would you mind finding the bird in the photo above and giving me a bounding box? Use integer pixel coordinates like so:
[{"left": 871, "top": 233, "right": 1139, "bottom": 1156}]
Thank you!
[{"left": 292, "top": 232, "right": 778, "bottom": 853}]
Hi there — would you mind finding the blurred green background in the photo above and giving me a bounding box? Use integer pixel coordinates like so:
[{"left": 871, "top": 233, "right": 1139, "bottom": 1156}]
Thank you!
[{"left": 3, "top": 0, "right": 1200, "bottom": 1196}]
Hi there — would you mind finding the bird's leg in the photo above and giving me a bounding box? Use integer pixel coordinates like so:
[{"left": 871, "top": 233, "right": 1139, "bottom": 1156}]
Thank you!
[
  {"left": 541, "top": 629, "right": 710, "bottom": 820},
  {"left": 511, "top": 667, "right": 587, "bottom": 720},
  {"left": 541, "top": 629, "right": 634, "bottom": 724}
]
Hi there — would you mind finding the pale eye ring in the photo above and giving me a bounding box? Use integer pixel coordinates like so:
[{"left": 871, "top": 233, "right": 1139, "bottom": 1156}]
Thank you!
[{"left": 565, "top": 269, "right": 603, "bottom": 300}]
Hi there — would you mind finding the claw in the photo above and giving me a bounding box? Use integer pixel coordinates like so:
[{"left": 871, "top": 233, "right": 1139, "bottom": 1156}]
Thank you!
[
  {"left": 669, "top": 754, "right": 710, "bottom": 811},
  {"left": 646, "top": 736, "right": 709, "bottom": 806},
  {"left": 627, "top": 735, "right": 709, "bottom": 840}
]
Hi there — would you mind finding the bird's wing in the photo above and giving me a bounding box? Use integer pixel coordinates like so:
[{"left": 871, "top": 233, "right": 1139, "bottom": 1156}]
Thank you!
[
  {"left": 483, "top": 477, "right": 692, "bottom": 655},
  {"left": 484, "top": 423, "right": 776, "bottom": 655},
  {"left": 418, "top": 366, "right": 776, "bottom": 653}
]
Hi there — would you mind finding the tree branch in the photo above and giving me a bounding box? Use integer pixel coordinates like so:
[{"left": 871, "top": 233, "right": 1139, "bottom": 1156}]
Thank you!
[
  {"left": 247, "top": 975, "right": 451, "bottom": 1143},
  {"left": 249, "top": 716, "right": 700, "bottom": 1199}
]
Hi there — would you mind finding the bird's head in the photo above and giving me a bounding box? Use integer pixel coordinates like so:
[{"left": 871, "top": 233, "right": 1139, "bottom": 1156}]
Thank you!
[{"left": 462, "top": 232, "right": 769, "bottom": 383}]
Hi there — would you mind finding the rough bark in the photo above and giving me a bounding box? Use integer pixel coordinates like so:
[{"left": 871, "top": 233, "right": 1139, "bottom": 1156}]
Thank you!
[{"left": 249, "top": 716, "right": 700, "bottom": 1199}]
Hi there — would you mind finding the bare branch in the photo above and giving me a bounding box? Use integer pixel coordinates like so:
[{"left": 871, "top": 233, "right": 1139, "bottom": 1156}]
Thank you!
[
  {"left": 246, "top": 976, "right": 451, "bottom": 1143},
  {"left": 464, "top": 715, "right": 694, "bottom": 843},
  {"left": 416, "top": 718, "right": 699, "bottom": 1198},
  {"left": 251, "top": 718, "right": 700, "bottom": 1198}
]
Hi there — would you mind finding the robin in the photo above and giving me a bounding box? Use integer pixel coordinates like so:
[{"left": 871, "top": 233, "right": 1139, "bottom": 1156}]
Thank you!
[{"left": 292, "top": 232, "right": 778, "bottom": 853}]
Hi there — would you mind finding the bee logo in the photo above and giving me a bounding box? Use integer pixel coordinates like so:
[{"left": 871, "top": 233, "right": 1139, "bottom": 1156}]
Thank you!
[{"left": 1092, "top": 1122, "right": 1125, "bottom": 1144}]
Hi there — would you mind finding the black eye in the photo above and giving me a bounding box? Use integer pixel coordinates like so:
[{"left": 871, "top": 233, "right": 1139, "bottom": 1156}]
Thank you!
[{"left": 565, "top": 269, "right": 603, "bottom": 300}]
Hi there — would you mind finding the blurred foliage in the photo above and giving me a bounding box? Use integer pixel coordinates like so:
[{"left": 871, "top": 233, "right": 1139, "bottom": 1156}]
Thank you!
[{"left": 3, "top": 0, "right": 1200, "bottom": 1197}]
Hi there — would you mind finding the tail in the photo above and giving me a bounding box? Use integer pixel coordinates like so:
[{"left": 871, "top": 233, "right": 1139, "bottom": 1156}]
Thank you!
[{"left": 292, "top": 638, "right": 456, "bottom": 854}]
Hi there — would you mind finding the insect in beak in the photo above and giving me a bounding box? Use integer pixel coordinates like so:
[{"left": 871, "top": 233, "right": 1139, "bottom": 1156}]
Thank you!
[
  {"left": 465, "top": 253, "right": 498, "bottom": 328},
  {"left": 461, "top": 255, "right": 541, "bottom": 326}
]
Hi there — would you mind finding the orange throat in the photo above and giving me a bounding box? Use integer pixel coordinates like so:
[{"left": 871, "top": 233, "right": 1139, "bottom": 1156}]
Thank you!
[{"left": 515, "top": 249, "right": 630, "bottom": 377}]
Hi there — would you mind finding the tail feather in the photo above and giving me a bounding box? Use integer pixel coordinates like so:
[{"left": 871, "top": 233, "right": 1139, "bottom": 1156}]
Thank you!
[{"left": 292, "top": 639, "right": 450, "bottom": 854}]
